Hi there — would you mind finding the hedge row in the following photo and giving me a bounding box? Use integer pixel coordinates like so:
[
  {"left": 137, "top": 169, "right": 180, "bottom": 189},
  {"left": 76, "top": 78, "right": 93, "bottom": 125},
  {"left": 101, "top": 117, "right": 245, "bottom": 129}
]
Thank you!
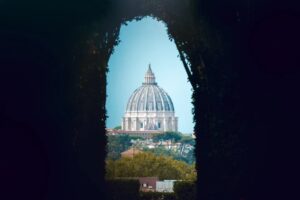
[
  {"left": 106, "top": 179, "right": 140, "bottom": 200},
  {"left": 105, "top": 179, "right": 196, "bottom": 200},
  {"left": 173, "top": 181, "right": 197, "bottom": 200},
  {"left": 140, "top": 192, "right": 176, "bottom": 200}
]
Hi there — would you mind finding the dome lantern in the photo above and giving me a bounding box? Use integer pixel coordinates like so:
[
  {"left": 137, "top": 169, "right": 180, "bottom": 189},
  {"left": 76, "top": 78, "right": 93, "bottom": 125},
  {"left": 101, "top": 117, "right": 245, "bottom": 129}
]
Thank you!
[{"left": 144, "top": 64, "right": 156, "bottom": 85}]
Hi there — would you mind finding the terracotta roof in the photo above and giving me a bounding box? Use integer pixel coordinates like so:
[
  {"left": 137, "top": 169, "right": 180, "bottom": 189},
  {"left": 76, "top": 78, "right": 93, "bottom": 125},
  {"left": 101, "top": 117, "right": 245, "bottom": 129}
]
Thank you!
[{"left": 121, "top": 148, "right": 142, "bottom": 158}]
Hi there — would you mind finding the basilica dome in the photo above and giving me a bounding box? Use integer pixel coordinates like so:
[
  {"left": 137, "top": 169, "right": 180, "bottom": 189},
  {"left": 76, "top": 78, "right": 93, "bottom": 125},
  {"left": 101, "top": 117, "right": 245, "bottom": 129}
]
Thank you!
[
  {"left": 122, "top": 65, "right": 178, "bottom": 132},
  {"left": 126, "top": 66, "right": 175, "bottom": 112}
]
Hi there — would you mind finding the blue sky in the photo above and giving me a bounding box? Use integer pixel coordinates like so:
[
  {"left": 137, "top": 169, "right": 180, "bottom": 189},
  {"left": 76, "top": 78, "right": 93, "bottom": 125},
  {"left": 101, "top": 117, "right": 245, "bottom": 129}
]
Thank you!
[{"left": 106, "top": 16, "right": 194, "bottom": 133}]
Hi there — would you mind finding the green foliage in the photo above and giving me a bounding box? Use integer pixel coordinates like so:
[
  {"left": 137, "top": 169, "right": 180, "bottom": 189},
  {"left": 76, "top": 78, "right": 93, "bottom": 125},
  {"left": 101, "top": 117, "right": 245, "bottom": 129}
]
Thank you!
[
  {"left": 143, "top": 146, "right": 173, "bottom": 156},
  {"left": 152, "top": 132, "right": 183, "bottom": 142},
  {"left": 143, "top": 133, "right": 196, "bottom": 164},
  {"left": 105, "top": 152, "right": 196, "bottom": 180},
  {"left": 106, "top": 179, "right": 140, "bottom": 200},
  {"left": 173, "top": 181, "right": 196, "bottom": 200},
  {"left": 106, "top": 135, "right": 143, "bottom": 160},
  {"left": 106, "top": 135, "right": 132, "bottom": 160},
  {"left": 179, "top": 135, "right": 195, "bottom": 145},
  {"left": 143, "top": 146, "right": 195, "bottom": 165},
  {"left": 113, "top": 125, "right": 122, "bottom": 130},
  {"left": 173, "top": 150, "right": 195, "bottom": 165},
  {"left": 139, "top": 192, "right": 176, "bottom": 200}
]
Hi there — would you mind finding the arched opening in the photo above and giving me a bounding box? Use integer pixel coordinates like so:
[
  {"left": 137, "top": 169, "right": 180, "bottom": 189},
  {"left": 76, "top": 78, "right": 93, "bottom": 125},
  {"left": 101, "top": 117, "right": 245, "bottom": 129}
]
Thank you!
[
  {"left": 74, "top": 1, "right": 241, "bottom": 199},
  {"left": 105, "top": 16, "right": 196, "bottom": 198},
  {"left": 74, "top": 4, "right": 211, "bottom": 198}
]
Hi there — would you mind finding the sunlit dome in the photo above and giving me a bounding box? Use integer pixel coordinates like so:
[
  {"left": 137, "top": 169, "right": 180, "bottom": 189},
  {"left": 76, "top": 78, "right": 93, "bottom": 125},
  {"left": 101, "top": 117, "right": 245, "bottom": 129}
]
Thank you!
[
  {"left": 126, "top": 65, "right": 175, "bottom": 112},
  {"left": 122, "top": 64, "right": 178, "bottom": 132}
]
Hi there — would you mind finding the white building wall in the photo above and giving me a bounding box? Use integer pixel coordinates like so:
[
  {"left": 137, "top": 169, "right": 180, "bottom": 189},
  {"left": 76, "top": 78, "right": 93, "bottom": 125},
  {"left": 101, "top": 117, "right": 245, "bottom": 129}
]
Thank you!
[
  {"left": 122, "top": 111, "right": 178, "bottom": 132},
  {"left": 156, "top": 180, "right": 176, "bottom": 192}
]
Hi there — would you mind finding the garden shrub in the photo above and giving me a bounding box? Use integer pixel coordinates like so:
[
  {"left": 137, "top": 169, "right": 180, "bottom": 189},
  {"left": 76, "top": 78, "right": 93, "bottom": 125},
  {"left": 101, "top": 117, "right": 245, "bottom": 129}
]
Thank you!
[
  {"left": 140, "top": 191, "right": 176, "bottom": 200},
  {"left": 106, "top": 179, "right": 140, "bottom": 200},
  {"left": 173, "top": 181, "right": 196, "bottom": 200}
]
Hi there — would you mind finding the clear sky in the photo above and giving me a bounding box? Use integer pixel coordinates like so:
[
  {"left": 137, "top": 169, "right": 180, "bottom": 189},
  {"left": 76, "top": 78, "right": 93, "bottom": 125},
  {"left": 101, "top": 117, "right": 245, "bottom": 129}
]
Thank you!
[{"left": 106, "top": 16, "right": 194, "bottom": 134}]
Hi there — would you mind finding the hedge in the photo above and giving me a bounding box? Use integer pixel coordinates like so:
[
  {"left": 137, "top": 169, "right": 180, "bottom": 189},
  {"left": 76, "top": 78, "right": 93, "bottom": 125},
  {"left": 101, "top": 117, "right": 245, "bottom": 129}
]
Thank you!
[
  {"left": 140, "top": 191, "right": 176, "bottom": 200},
  {"left": 105, "top": 179, "right": 140, "bottom": 200},
  {"left": 173, "top": 181, "right": 196, "bottom": 200},
  {"left": 105, "top": 179, "right": 196, "bottom": 200}
]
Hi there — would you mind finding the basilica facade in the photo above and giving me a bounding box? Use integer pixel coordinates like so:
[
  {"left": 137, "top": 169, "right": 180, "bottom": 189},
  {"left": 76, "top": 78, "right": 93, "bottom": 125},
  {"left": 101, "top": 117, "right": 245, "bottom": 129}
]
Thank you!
[{"left": 122, "top": 65, "right": 178, "bottom": 132}]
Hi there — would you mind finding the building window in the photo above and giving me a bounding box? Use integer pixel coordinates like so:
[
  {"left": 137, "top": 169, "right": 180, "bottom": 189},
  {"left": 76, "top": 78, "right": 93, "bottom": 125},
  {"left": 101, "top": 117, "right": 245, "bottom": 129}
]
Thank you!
[
  {"left": 140, "top": 122, "right": 143, "bottom": 128},
  {"left": 158, "top": 122, "right": 161, "bottom": 128}
]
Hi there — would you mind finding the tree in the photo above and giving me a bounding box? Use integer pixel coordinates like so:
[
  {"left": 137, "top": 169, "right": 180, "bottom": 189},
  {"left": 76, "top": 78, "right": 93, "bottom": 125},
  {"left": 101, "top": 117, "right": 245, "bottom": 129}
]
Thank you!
[
  {"left": 143, "top": 146, "right": 195, "bottom": 164},
  {"left": 113, "top": 125, "right": 122, "bottom": 130},
  {"left": 105, "top": 152, "right": 196, "bottom": 180},
  {"left": 152, "top": 131, "right": 183, "bottom": 142},
  {"left": 106, "top": 135, "right": 143, "bottom": 160},
  {"left": 143, "top": 133, "right": 196, "bottom": 164},
  {"left": 106, "top": 135, "right": 132, "bottom": 160},
  {"left": 179, "top": 135, "right": 195, "bottom": 145},
  {"left": 174, "top": 181, "right": 196, "bottom": 200}
]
